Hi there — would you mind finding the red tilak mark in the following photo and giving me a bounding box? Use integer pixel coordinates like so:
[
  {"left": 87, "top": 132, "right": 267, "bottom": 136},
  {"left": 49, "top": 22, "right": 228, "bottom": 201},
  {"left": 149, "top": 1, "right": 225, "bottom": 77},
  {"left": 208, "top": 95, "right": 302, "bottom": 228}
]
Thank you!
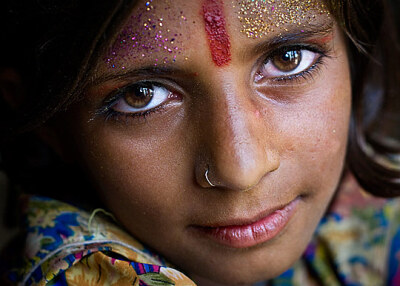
[{"left": 202, "top": 0, "right": 231, "bottom": 66}]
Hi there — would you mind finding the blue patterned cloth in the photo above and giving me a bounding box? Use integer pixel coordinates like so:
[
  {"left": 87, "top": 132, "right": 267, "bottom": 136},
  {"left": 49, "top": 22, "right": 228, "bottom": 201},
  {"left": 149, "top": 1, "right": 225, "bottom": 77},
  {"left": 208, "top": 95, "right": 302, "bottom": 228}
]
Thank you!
[{"left": 3, "top": 174, "right": 400, "bottom": 285}]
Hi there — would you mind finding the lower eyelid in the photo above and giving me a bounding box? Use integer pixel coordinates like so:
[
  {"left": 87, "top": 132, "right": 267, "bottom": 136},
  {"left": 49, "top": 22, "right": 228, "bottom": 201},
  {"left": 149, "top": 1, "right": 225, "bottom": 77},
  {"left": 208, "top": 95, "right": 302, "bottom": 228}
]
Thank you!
[
  {"left": 102, "top": 105, "right": 168, "bottom": 124},
  {"left": 257, "top": 51, "right": 323, "bottom": 83},
  {"left": 271, "top": 57, "right": 325, "bottom": 84},
  {"left": 109, "top": 96, "right": 183, "bottom": 126},
  {"left": 284, "top": 51, "right": 318, "bottom": 75},
  {"left": 110, "top": 85, "right": 170, "bottom": 114}
]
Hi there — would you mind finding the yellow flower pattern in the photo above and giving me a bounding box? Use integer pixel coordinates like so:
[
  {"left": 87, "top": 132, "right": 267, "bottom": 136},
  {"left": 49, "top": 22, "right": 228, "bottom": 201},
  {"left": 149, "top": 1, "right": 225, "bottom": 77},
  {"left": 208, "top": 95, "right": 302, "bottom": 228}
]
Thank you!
[{"left": 4, "top": 175, "right": 400, "bottom": 286}]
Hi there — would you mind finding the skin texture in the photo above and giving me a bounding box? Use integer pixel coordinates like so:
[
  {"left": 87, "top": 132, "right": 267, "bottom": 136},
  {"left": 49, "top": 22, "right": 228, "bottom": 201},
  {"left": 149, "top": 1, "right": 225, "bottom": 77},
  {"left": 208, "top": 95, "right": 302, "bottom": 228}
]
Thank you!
[
  {"left": 202, "top": 0, "right": 232, "bottom": 66},
  {"left": 56, "top": 0, "right": 352, "bottom": 285}
]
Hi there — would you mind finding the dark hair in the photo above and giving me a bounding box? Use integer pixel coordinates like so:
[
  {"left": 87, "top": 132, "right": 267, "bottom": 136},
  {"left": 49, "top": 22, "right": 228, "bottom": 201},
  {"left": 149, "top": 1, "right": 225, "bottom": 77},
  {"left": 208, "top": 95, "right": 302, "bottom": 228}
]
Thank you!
[
  {"left": 325, "top": 0, "right": 400, "bottom": 197},
  {"left": 0, "top": 0, "right": 139, "bottom": 223},
  {"left": 0, "top": 0, "right": 399, "bottom": 216}
]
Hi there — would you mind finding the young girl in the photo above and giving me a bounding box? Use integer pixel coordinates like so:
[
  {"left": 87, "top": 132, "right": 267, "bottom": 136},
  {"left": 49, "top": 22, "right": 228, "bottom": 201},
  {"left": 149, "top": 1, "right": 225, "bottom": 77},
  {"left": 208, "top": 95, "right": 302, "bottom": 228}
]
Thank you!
[{"left": 1, "top": 0, "right": 399, "bottom": 285}]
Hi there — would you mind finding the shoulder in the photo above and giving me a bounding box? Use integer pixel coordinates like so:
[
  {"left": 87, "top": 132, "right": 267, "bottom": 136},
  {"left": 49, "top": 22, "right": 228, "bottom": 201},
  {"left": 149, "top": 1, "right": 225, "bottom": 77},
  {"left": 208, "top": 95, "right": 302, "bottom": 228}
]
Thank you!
[
  {"left": 309, "top": 173, "right": 400, "bottom": 285},
  {"left": 4, "top": 196, "right": 195, "bottom": 286}
]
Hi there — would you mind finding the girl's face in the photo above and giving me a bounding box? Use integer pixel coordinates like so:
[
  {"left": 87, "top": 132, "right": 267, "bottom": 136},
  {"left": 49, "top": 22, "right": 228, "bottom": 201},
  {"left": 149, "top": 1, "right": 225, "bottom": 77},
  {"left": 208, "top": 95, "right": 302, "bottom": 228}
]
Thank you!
[{"left": 60, "top": 0, "right": 351, "bottom": 284}]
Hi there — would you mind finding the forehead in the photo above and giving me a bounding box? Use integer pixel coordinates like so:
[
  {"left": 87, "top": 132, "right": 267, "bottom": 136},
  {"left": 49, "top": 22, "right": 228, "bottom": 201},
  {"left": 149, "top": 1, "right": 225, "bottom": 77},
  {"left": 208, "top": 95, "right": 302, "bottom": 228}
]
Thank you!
[
  {"left": 104, "top": 0, "right": 194, "bottom": 69},
  {"left": 236, "top": 0, "right": 330, "bottom": 38},
  {"left": 102, "top": 0, "right": 331, "bottom": 69}
]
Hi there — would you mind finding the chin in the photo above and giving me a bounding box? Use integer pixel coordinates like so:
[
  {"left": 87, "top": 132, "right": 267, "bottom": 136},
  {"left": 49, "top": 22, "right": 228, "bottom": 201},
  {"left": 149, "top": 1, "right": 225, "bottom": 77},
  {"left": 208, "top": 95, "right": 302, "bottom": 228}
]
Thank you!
[
  {"left": 182, "top": 242, "right": 305, "bottom": 286},
  {"left": 190, "top": 262, "right": 293, "bottom": 286},
  {"left": 166, "top": 197, "right": 320, "bottom": 286}
]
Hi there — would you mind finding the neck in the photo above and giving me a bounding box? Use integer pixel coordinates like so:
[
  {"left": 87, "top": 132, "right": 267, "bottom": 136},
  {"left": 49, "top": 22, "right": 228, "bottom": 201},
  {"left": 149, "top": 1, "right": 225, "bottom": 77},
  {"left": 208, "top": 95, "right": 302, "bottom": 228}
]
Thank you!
[{"left": 191, "top": 274, "right": 256, "bottom": 286}]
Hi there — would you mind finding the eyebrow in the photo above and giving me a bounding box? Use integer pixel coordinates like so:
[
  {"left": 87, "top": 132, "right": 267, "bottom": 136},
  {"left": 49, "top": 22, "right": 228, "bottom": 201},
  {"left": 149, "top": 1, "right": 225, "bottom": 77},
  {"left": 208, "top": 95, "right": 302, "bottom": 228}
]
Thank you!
[
  {"left": 89, "top": 66, "right": 183, "bottom": 86},
  {"left": 245, "top": 21, "right": 335, "bottom": 59},
  {"left": 89, "top": 21, "right": 335, "bottom": 86}
]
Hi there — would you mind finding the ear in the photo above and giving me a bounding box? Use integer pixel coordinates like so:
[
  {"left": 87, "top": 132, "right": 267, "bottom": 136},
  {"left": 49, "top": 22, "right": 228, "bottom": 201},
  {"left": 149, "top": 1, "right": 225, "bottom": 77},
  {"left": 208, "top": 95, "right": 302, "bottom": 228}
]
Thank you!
[{"left": 0, "top": 68, "right": 73, "bottom": 163}]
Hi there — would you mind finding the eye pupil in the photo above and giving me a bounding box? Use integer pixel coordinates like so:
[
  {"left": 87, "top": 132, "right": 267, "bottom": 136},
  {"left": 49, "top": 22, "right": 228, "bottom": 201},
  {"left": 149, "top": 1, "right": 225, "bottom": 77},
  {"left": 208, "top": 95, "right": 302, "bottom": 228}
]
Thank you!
[
  {"left": 273, "top": 50, "right": 302, "bottom": 72},
  {"left": 125, "top": 84, "right": 154, "bottom": 108},
  {"left": 282, "top": 51, "right": 296, "bottom": 62}
]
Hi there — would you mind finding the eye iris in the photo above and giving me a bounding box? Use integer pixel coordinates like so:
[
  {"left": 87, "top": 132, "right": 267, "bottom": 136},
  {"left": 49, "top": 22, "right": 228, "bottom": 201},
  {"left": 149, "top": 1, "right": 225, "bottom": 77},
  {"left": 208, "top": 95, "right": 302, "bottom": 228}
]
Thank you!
[
  {"left": 273, "top": 50, "right": 301, "bottom": 72},
  {"left": 124, "top": 85, "right": 154, "bottom": 108}
]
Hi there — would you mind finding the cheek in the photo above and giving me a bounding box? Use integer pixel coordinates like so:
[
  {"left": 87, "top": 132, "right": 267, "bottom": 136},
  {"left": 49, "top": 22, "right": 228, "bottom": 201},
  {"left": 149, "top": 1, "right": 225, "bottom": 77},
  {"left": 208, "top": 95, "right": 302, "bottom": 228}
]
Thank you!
[
  {"left": 274, "top": 74, "right": 351, "bottom": 192},
  {"left": 296, "top": 95, "right": 349, "bottom": 163},
  {"left": 86, "top": 133, "right": 168, "bottom": 197},
  {"left": 73, "top": 120, "right": 193, "bottom": 228}
]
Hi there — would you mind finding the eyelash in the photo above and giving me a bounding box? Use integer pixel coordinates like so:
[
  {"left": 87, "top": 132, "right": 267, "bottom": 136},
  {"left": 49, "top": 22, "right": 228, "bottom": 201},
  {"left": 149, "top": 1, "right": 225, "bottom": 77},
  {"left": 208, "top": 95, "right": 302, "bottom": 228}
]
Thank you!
[
  {"left": 260, "top": 44, "right": 330, "bottom": 83},
  {"left": 94, "top": 44, "right": 331, "bottom": 123},
  {"left": 94, "top": 86, "right": 170, "bottom": 123},
  {"left": 273, "top": 56, "right": 325, "bottom": 84},
  {"left": 102, "top": 105, "right": 166, "bottom": 123}
]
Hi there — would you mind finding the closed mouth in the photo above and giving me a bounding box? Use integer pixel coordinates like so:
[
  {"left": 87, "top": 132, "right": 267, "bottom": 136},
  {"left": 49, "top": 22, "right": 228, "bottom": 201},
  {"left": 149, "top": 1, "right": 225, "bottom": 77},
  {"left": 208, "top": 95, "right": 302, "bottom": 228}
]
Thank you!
[{"left": 190, "top": 198, "right": 300, "bottom": 248}]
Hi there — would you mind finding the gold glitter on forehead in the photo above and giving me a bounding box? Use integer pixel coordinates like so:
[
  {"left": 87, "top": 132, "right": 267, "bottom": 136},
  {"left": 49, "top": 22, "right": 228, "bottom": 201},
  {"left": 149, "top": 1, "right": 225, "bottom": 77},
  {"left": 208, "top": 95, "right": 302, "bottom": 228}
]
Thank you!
[{"left": 235, "top": 0, "right": 330, "bottom": 38}]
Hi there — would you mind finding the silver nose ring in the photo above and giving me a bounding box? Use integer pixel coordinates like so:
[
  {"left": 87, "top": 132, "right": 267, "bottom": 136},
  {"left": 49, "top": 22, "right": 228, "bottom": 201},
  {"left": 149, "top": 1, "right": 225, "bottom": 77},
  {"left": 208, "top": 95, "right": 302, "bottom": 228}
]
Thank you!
[{"left": 205, "top": 167, "right": 215, "bottom": 187}]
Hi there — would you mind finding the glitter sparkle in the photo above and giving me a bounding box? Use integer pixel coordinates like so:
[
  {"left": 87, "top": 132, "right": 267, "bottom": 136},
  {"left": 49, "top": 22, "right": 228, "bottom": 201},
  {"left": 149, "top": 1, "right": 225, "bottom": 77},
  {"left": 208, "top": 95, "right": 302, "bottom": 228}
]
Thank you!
[
  {"left": 235, "top": 0, "right": 330, "bottom": 38},
  {"left": 104, "top": 0, "right": 188, "bottom": 68}
]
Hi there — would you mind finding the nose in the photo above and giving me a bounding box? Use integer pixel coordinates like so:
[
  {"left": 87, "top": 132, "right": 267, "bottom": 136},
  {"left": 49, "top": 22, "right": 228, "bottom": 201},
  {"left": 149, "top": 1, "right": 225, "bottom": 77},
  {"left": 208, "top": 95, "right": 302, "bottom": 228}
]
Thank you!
[{"left": 196, "top": 73, "right": 280, "bottom": 191}]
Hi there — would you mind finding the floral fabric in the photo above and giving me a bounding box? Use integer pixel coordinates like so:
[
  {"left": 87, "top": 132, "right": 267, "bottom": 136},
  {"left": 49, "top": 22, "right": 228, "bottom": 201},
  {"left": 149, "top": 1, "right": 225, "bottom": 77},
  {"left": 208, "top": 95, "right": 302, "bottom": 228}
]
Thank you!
[
  {"left": 281, "top": 175, "right": 400, "bottom": 286},
  {"left": 3, "top": 174, "right": 400, "bottom": 285},
  {"left": 5, "top": 196, "right": 194, "bottom": 286}
]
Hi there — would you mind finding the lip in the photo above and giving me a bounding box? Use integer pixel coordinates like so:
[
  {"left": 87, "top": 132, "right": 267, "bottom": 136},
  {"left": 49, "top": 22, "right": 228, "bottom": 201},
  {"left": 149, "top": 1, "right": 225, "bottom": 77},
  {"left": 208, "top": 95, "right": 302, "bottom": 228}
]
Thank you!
[{"left": 191, "top": 198, "right": 300, "bottom": 248}]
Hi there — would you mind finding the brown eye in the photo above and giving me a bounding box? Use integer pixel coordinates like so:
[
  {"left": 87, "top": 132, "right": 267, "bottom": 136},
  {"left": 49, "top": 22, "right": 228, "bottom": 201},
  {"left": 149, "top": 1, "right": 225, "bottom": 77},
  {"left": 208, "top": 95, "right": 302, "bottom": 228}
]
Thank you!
[
  {"left": 272, "top": 50, "right": 302, "bottom": 72},
  {"left": 124, "top": 84, "right": 154, "bottom": 108},
  {"left": 110, "top": 83, "right": 172, "bottom": 114},
  {"left": 257, "top": 49, "right": 319, "bottom": 80}
]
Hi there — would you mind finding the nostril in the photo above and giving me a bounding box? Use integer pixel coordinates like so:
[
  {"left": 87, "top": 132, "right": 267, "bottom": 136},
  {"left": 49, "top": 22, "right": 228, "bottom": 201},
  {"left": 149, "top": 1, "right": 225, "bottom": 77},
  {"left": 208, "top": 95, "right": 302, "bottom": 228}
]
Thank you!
[
  {"left": 195, "top": 160, "right": 221, "bottom": 189},
  {"left": 229, "top": 145, "right": 280, "bottom": 191},
  {"left": 195, "top": 136, "right": 281, "bottom": 192},
  {"left": 194, "top": 85, "right": 280, "bottom": 192}
]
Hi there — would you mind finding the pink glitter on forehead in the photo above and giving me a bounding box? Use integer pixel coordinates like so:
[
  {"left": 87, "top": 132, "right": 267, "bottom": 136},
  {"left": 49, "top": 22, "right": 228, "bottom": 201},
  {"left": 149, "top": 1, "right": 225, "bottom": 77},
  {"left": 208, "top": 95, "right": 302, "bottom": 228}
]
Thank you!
[{"left": 104, "top": 0, "right": 187, "bottom": 69}]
